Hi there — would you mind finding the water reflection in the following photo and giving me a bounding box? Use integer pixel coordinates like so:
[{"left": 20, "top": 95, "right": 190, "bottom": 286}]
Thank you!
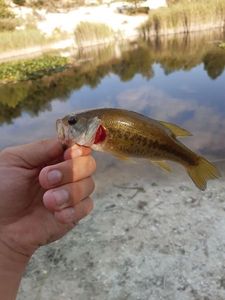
[{"left": 0, "top": 30, "right": 225, "bottom": 160}]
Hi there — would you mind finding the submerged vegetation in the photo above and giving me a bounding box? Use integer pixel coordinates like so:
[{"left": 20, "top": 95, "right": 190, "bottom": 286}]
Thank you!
[
  {"left": 0, "top": 55, "right": 69, "bottom": 82},
  {"left": 140, "top": 0, "right": 225, "bottom": 37},
  {"left": 74, "top": 22, "right": 115, "bottom": 46}
]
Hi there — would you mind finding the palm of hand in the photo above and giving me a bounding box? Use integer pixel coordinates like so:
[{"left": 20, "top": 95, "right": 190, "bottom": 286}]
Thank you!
[{"left": 0, "top": 151, "right": 72, "bottom": 256}]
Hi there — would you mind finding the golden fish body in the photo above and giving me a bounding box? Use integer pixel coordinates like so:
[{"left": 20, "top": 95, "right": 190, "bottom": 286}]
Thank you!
[{"left": 56, "top": 108, "right": 220, "bottom": 190}]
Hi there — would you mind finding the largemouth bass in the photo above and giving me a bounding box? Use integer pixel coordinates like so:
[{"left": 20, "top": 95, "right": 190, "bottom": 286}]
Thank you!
[{"left": 56, "top": 108, "right": 220, "bottom": 190}]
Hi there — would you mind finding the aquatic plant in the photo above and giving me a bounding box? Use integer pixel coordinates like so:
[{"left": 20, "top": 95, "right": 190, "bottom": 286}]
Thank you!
[
  {"left": 140, "top": 0, "right": 225, "bottom": 37},
  {"left": 74, "top": 22, "right": 114, "bottom": 47},
  {"left": 0, "top": 55, "right": 69, "bottom": 83}
]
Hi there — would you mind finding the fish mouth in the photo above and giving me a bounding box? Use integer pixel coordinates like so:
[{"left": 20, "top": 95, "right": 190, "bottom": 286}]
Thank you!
[
  {"left": 56, "top": 119, "right": 66, "bottom": 142},
  {"left": 56, "top": 116, "right": 102, "bottom": 147}
]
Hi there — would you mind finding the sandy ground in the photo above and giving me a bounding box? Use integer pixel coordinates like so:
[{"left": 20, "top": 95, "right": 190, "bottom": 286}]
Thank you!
[
  {"left": 14, "top": 3, "right": 150, "bottom": 37},
  {"left": 0, "top": 3, "right": 150, "bottom": 62},
  {"left": 17, "top": 155, "right": 225, "bottom": 300}
]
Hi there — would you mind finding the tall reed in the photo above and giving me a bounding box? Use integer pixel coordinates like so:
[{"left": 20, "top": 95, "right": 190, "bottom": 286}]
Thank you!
[
  {"left": 140, "top": 0, "right": 225, "bottom": 37},
  {"left": 0, "top": 29, "right": 58, "bottom": 52},
  {"left": 74, "top": 22, "right": 114, "bottom": 47}
]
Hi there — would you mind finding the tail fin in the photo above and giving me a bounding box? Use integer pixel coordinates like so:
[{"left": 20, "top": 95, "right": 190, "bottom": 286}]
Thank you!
[{"left": 186, "top": 157, "right": 220, "bottom": 191}]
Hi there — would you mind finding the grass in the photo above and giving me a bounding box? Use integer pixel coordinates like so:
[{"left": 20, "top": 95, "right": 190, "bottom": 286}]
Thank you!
[
  {"left": 140, "top": 0, "right": 225, "bottom": 37},
  {"left": 0, "top": 28, "right": 63, "bottom": 53},
  {"left": 74, "top": 22, "right": 114, "bottom": 46}
]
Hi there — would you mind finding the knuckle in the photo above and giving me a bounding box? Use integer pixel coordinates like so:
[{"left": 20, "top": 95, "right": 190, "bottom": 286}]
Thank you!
[
  {"left": 74, "top": 181, "right": 83, "bottom": 200},
  {"left": 86, "top": 156, "right": 96, "bottom": 173}
]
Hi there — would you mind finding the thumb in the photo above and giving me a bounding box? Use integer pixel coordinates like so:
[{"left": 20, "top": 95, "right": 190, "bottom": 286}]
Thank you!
[{"left": 6, "top": 138, "right": 64, "bottom": 168}]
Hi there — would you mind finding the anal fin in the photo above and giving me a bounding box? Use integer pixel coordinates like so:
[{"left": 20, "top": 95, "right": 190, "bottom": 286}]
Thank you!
[
  {"left": 112, "top": 152, "right": 134, "bottom": 162},
  {"left": 151, "top": 160, "right": 172, "bottom": 172}
]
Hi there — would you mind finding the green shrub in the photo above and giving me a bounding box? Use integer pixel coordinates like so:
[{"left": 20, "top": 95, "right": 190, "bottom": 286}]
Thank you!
[
  {"left": 0, "top": 18, "right": 19, "bottom": 32},
  {"left": 119, "top": 6, "right": 149, "bottom": 15},
  {"left": 13, "top": 0, "right": 26, "bottom": 5},
  {"left": 0, "top": 0, "right": 14, "bottom": 18}
]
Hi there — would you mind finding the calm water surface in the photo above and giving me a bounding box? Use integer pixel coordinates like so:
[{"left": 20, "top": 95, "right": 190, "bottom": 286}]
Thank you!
[{"left": 1, "top": 30, "right": 225, "bottom": 162}]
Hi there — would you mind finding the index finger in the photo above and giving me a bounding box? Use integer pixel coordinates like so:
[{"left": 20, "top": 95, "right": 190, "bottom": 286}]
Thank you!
[
  {"left": 64, "top": 144, "right": 92, "bottom": 160},
  {"left": 39, "top": 155, "right": 96, "bottom": 189}
]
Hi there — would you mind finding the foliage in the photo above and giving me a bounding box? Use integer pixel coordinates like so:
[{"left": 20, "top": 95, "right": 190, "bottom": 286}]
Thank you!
[
  {"left": 13, "top": 0, "right": 26, "bottom": 5},
  {"left": 118, "top": 6, "right": 149, "bottom": 15},
  {"left": 0, "top": 56, "right": 69, "bottom": 82},
  {"left": 141, "top": 0, "right": 225, "bottom": 37},
  {"left": 0, "top": 18, "right": 19, "bottom": 32},
  {"left": 0, "top": 0, "right": 14, "bottom": 18},
  {"left": 24, "top": 0, "right": 84, "bottom": 11},
  {"left": 74, "top": 22, "right": 114, "bottom": 46},
  {"left": 125, "top": 0, "right": 141, "bottom": 10}
]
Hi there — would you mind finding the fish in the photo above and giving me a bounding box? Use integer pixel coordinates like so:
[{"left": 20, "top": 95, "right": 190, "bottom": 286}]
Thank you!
[{"left": 56, "top": 108, "right": 220, "bottom": 191}]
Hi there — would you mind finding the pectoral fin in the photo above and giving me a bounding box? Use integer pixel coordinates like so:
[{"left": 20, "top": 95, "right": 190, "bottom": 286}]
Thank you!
[
  {"left": 159, "top": 121, "right": 192, "bottom": 137},
  {"left": 151, "top": 160, "right": 172, "bottom": 172}
]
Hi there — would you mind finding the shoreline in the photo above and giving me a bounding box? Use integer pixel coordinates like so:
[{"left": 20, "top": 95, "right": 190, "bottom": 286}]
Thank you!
[
  {"left": 1, "top": 3, "right": 225, "bottom": 63},
  {"left": 0, "top": 25, "right": 224, "bottom": 63}
]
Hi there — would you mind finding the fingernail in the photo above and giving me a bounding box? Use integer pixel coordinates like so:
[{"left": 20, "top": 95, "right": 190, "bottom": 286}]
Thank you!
[
  {"left": 47, "top": 170, "right": 62, "bottom": 185},
  {"left": 53, "top": 189, "right": 69, "bottom": 206}
]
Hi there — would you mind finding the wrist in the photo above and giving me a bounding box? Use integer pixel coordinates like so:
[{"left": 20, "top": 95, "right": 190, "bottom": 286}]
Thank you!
[
  {"left": 0, "top": 239, "right": 31, "bottom": 300},
  {"left": 0, "top": 237, "right": 30, "bottom": 272}
]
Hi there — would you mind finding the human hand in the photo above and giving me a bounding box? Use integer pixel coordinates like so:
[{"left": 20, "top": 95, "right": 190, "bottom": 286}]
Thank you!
[{"left": 0, "top": 139, "right": 96, "bottom": 262}]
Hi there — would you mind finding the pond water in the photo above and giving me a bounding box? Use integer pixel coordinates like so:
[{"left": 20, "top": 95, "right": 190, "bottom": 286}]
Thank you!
[{"left": 1, "top": 29, "right": 225, "bottom": 162}]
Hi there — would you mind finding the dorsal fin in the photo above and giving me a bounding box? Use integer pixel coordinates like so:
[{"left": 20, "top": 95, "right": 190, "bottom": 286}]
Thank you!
[{"left": 159, "top": 121, "right": 192, "bottom": 137}]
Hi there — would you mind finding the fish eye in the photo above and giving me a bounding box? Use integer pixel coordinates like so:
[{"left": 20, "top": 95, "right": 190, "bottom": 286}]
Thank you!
[{"left": 68, "top": 116, "right": 77, "bottom": 125}]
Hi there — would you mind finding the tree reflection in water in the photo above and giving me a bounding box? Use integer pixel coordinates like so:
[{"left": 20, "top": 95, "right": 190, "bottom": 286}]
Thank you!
[{"left": 0, "top": 29, "right": 225, "bottom": 124}]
